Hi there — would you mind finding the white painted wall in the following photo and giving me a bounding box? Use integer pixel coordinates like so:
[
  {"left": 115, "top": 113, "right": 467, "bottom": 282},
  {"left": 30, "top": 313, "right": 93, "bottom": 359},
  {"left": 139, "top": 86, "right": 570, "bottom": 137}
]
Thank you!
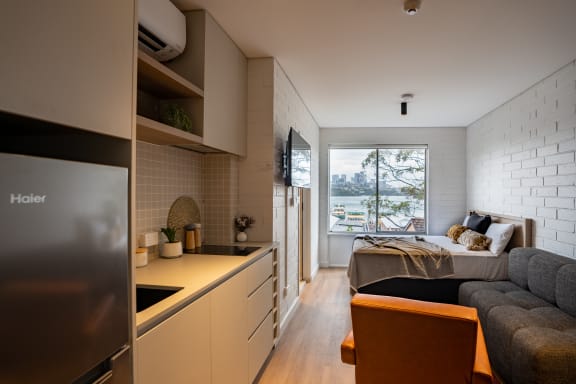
[
  {"left": 319, "top": 127, "right": 467, "bottom": 266},
  {"left": 241, "top": 58, "right": 320, "bottom": 330},
  {"left": 272, "top": 59, "right": 320, "bottom": 323},
  {"left": 467, "top": 60, "right": 576, "bottom": 258}
]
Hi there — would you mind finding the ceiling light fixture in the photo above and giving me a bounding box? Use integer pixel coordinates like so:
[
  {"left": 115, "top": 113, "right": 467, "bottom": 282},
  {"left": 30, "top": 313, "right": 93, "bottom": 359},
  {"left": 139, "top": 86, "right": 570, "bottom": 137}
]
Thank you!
[
  {"left": 401, "top": 93, "right": 413, "bottom": 115},
  {"left": 403, "top": 0, "right": 422, "bottom": 15}
]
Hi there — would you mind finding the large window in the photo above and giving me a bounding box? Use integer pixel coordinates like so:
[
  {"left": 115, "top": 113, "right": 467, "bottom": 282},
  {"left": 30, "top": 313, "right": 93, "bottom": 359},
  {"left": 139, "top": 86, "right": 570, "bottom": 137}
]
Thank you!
[{"left": 329, "top": 146, "right": 427, "bottom": 233}]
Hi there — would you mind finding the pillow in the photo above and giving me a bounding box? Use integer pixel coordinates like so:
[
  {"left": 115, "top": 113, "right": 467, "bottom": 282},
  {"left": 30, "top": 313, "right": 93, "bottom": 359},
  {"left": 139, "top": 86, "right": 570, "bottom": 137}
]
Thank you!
[
  {"left": 457, "top": 229, "right": 492, "bottom": 250},
  {"left": 464, "top": 213, "right": 491, "bottom": 234},
  {"left": 485, "top": 223, "right": 515, "bottom": 255},
  {"left": 446, "top": 224, "right": 469, "bottom": 243}
]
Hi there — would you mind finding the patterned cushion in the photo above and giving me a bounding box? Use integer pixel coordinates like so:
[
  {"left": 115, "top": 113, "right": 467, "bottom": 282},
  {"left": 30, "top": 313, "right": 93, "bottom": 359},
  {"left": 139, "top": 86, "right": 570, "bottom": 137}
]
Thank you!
[
  {"left": 457, "top": 229, "right": 492, "bottom": 250},
  {"left": 446, "top": 224, "right": 468, "bottom": 243}
]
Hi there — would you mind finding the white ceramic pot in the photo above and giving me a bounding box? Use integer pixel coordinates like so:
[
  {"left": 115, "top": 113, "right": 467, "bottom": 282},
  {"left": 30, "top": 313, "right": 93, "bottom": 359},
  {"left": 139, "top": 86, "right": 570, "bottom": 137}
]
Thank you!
[
  {"left": 236, "top": 231, "right": 248, "bottom": 242},
  {"left": 161, "top": 241, "right": 183, "bottom": 258}
]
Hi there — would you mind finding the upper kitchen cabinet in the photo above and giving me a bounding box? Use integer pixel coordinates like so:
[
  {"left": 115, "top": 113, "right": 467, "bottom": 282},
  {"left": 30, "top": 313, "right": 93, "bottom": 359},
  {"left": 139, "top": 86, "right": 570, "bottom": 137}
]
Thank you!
[
  {"left": 169, "top": 10, "right": 247, "bottom": 156},
  {"left": 0, "top": 0, "right": 135, "bottom": 140}
]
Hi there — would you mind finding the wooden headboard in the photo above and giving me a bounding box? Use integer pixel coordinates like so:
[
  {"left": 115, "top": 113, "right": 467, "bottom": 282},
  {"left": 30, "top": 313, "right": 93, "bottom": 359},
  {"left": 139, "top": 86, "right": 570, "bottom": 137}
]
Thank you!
[{"left": 475, "top": 211, "right": 532, "bottom": 250}]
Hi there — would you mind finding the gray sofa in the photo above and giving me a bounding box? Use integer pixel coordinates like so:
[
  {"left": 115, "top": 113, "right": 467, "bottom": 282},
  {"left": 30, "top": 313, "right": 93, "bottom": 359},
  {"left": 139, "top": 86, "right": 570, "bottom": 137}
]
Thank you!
[{"left": 459, "top": 247, "right": 576, "bottom": 384}]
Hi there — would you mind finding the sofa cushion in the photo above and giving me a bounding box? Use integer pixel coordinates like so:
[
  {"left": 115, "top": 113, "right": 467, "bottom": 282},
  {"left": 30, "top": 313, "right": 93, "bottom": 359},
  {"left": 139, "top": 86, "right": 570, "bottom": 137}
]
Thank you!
[
  {"left": 557, "top": 264, "right": 576, "bottom": 318},
  {"left": 459, "top": 281, "right": 552, "bottom": 328},
  {"left": 486, "top": 305, "right": 576, "bottom": 384},
  {"left": 508, "top": 248, "right": 533, "bottom": 288},
  {"left": 528, "top": 253, "right": 576, "bottom": 305},
  {"left": 459, "top": 248, "right": 576, "bottom": 384}
]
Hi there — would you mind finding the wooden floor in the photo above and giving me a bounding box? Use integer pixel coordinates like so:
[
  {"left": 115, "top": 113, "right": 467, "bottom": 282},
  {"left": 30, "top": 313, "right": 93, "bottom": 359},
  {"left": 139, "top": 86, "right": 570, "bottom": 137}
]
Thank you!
[{"left": 257, "top": 268, "right": 355, "bottom": 384}]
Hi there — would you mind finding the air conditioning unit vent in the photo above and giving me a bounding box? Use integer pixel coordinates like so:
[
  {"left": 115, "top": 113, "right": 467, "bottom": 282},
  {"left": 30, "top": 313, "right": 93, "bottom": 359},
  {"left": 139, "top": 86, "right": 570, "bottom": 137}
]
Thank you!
[{"left": 138, "top": 0, "right": 186, "bottom": 62}]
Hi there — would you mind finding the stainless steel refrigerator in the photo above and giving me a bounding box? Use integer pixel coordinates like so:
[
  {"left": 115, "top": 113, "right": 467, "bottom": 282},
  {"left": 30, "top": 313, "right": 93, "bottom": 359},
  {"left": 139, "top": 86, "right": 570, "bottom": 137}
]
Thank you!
[{"left": 0, "top": 112, "right": 131, "bottom": 383}]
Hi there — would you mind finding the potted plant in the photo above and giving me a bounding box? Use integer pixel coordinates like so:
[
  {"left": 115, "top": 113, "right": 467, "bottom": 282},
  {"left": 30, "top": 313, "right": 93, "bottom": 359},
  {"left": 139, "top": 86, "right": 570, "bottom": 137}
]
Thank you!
[
  {"left": 234, "top": 215, "right": 255, "bottom": 242},
  {"left": 160, "top": 227, "right": 182, "bottom": 258}
]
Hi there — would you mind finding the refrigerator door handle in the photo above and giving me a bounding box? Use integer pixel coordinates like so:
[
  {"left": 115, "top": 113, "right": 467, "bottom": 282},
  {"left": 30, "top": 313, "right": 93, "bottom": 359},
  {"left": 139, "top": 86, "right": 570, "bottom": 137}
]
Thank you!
[{"left": 92, "top": 371, "right": 113, "bottom": 384}]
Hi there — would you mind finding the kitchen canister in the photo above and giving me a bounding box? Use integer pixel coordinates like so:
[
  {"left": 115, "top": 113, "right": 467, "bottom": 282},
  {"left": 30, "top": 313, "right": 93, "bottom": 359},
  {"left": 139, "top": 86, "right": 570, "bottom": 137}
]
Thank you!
[
  {"left": 135, "top": 247, "right": 148, "bottom": 267},
  {"left": 194, "top": 223, "right": 202, "bottom": 247},
  {"left": 184, "top": 224, "right": 196, "bottom": 252}
]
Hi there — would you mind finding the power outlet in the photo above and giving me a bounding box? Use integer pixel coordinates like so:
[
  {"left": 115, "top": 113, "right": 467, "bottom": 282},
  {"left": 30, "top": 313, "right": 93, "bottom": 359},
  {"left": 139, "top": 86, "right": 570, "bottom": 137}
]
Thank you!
[{"left": 139, "top": 232, "right": 159, "bottom": 247}]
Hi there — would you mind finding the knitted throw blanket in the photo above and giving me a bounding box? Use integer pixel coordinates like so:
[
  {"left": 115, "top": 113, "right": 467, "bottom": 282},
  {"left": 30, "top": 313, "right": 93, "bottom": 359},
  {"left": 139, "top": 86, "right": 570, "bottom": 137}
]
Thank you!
[{"left": 348, "top": 236, "right": 454, "bottom": 291}]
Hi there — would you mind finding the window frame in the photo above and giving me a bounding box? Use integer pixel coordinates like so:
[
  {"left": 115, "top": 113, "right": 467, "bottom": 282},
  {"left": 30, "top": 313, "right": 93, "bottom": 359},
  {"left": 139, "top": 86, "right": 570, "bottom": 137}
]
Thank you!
[{"left": 327, "top": 144, "right": 428, "bottom": 235}]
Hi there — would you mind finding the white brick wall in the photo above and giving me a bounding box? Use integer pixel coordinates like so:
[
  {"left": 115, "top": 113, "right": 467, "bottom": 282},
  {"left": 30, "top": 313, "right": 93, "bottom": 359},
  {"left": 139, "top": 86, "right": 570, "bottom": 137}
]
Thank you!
[
  {"left": 241, "top": 58, "right": 320, "bottom": 330},
  {"left": 272, "top": 59, "right": 320, "bottom": 327},
  {"left": 467, "top": 60, "right": 576, "bottom": 258}
]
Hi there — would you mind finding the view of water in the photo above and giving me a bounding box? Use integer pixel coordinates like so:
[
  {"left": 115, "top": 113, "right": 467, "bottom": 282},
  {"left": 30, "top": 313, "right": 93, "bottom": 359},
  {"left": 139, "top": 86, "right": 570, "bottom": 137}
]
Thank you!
[{"left": 329, "top": 195, "right": 424, "bottom": 232}]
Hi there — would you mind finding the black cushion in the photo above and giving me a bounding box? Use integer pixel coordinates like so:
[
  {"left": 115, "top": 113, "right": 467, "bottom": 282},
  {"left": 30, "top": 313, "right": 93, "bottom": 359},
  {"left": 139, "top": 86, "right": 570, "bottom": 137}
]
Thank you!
[{"left": 465, "top": 214, "right": 491, "bottom": 234}]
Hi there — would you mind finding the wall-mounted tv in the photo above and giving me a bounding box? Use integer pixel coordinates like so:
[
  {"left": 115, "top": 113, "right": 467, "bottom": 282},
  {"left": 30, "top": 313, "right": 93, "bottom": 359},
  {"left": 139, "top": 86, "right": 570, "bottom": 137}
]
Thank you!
[{"left": 284, "top": 127, "right": 311, "bottom": 188}]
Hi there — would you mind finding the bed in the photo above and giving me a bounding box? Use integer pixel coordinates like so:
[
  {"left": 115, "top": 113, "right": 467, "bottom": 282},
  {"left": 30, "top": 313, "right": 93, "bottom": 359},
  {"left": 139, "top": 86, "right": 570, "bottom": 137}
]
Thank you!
[{"left": 347, "top": 211, "right": 532, "bottom": 303}]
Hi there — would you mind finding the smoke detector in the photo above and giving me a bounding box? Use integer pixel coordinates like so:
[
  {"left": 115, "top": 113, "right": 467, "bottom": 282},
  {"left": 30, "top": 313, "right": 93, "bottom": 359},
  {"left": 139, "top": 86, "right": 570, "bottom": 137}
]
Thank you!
[{"left": 404, "top": 0, "right": 422, "bottom": 15}]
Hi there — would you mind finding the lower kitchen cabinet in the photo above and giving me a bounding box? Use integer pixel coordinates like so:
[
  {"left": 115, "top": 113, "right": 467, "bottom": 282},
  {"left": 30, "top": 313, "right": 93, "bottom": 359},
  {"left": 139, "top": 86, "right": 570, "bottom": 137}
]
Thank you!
[
  {"left": 135, "top": 294, "right": 211, "bottom": 384},
  {"left": 211, "top": 269, "right": 249, "bottom": 384},
  {"left": 135, "top": 251, "right": 275, "bottom": 383}
]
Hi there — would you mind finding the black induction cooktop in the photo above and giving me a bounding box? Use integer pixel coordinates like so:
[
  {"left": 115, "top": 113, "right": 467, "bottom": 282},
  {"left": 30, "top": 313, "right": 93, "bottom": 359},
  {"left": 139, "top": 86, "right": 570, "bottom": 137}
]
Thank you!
[{"left": 188, "top": 245, "right": 261, "bottom": 256}]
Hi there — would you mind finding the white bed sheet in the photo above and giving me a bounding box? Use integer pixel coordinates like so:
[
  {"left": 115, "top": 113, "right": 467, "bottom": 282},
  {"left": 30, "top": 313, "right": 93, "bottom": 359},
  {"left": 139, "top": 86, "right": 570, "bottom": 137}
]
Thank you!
[{"left": 421, "top": 235, "right": 508, "bottom": 280}]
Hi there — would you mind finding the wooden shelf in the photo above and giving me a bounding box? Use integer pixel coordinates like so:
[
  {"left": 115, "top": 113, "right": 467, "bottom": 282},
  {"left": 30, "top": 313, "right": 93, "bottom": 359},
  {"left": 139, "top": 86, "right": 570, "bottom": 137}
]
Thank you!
[
  {"left": 136, "top": 115, "right": 203, "bottom": 146},
  {"left": 137, "top": 50, "right": 203, "bottom": 98}
]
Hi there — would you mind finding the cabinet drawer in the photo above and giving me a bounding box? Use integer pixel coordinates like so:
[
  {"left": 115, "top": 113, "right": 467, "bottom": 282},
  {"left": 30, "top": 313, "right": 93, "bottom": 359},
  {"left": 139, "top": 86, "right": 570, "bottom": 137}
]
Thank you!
[
  {"left": 246, "top": 251, "right": 272, "bottom": 295},
  {"left": 247, "top": 277, "right": 273, "bottom": 338},
  {"left": 248, "top": 311, "right": 274, "bottom": 384}
]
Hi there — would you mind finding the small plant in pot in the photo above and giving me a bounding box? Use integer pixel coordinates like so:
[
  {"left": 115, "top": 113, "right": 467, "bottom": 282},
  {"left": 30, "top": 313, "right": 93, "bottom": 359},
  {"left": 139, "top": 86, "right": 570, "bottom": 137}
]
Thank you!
[
  {"left": 234, "top": 215, "right": 255, "bottom": 242},
  {"left": 160, "top": 227, "right": 182, "bottom": 258}
]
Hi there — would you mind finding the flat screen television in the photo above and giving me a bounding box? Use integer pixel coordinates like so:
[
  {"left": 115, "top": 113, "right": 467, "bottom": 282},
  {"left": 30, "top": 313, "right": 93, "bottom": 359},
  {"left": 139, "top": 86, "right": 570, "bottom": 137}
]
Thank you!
[{"left": 284, "top": 127, "right": 311, "bottom": 188}]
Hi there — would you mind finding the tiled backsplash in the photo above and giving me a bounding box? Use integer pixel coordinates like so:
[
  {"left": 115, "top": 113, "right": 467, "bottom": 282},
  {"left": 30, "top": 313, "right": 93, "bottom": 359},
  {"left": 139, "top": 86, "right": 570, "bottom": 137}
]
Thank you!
[
  {"left": 136, "top": 141, "right": 238, "bottom": 257},
  {"left": 203, "top": 154, "right": 239, "bottom": 244}
]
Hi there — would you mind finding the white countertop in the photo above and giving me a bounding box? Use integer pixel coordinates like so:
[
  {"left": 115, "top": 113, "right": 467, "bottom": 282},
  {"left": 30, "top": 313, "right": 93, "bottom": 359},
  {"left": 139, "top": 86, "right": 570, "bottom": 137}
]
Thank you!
[{"left": 135, "top": 242, "right": 275, "bottom": 335}]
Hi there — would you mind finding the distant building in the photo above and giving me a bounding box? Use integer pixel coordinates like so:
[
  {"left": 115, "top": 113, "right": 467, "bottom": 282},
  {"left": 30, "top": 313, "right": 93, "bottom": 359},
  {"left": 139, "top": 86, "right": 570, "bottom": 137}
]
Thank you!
[
  {"left": 404, "top": 217, "right": 425, "bottom": 232},
  {"left": 353, "top": 171, "right": 366, "bottom": 185}
]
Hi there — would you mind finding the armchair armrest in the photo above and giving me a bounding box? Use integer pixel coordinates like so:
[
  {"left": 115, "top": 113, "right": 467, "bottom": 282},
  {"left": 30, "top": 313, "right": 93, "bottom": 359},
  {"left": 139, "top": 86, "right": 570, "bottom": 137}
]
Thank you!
[
  {"left": 473, "top": 324, "right": 494, "bottom": 384},
  {"left": 341, "top": 330, "right": 356, "bottom": 365}
]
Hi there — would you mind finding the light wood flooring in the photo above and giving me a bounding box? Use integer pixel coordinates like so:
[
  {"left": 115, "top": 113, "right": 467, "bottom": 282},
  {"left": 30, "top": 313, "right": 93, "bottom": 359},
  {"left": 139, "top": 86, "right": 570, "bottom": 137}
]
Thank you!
[{"left": 256, "top": 268, "right": 355, "bottom": 384}]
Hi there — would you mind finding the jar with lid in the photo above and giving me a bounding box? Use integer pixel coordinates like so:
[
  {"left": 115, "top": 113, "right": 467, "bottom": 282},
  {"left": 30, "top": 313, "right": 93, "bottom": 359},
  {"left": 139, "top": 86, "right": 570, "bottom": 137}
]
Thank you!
[
  {"left": 193, "top": 223, "right": 202, "bottom": 248},
  {"left": 184, "top": 224, "right": 196, "bottom": 252}
]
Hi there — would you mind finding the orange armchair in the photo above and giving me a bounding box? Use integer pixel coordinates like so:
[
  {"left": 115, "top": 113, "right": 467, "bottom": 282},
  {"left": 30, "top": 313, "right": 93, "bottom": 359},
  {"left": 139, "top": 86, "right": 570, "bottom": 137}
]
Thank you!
[{"left": 341, "top": 294, "right": 493, "bottom": 384}]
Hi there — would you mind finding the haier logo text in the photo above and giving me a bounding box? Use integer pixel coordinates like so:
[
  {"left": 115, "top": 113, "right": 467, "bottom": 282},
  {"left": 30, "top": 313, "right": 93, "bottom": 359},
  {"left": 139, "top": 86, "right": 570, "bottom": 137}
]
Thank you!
[{"left": 10, "top": 193, "right": 47, "bottom": 204}]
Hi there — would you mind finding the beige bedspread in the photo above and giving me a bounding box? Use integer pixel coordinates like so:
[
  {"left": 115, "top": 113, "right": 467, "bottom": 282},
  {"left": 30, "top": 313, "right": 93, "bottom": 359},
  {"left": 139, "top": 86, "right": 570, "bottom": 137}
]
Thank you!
[{"left": 348, "top": 236, "right": 454, "bottom": 291}]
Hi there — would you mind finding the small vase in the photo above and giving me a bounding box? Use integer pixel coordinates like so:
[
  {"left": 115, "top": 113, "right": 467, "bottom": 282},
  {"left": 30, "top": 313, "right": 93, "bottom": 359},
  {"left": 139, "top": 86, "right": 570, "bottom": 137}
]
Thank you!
[
  {"left": 161, "top": 241, "right": 183, "bottom": 258},
  {"left": 236, "top": 231, "right": 248, "bottom": 242}
]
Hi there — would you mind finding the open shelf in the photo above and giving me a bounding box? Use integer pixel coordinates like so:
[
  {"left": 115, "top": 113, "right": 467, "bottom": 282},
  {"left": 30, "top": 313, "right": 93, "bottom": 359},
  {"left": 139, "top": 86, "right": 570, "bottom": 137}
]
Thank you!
[
  {"left": 136, "top": 115, "right": 203, "bottom": 145},
  {"left": 137, "top": 50, "right": 203, "bottom": 98}
]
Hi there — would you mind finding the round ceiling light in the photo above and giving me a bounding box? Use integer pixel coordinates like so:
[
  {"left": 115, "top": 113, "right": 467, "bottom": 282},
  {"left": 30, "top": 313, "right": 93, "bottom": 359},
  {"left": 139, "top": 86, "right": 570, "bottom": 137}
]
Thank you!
[{"left": 404, "top": 0, "right": 422, "bottom": 15}]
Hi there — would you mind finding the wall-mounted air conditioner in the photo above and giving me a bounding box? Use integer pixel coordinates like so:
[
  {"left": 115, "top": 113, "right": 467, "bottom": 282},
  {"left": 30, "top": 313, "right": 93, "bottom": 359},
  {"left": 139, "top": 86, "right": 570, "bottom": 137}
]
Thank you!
[{"left": 138, "top": 0, "right": 186, "bottom": 62}]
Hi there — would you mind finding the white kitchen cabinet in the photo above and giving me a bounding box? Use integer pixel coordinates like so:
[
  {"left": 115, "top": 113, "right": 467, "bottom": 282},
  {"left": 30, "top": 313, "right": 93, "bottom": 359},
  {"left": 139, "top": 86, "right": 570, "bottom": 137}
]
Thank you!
[
  {"left": 135, "top": 251, "right": 275, "bottom": 384},
  {"left": 210, "top": 252, "right": 274, "bottom": 384},
  {"left": 245, "top": 252, "right": 275, "bottom": 383},
  {"left": 0, "top": 0, "right": 135, "bottom": 139},
  {"left": 249, "top": 312, "right": 274, "bottom": 383},
  {"left": 169, "top": 10, "right": 247, "bottom": 156},
  {"left": 211, "top": 270, "right": 249, "bottom": 384},
  {"left": 135, "top": 294, "right": 211, "bottom": 384}
]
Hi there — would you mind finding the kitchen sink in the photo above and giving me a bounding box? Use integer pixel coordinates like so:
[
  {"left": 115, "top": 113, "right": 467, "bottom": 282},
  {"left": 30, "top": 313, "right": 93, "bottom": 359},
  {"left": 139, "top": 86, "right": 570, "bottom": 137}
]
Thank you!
[{"left": 136, "top": 285, "right": 183, "bottom": 313}]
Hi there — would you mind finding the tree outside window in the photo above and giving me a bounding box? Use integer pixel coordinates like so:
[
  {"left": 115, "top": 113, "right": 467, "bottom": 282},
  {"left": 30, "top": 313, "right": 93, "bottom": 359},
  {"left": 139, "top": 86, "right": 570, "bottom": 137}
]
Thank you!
[{"left": 329, "top": 147, "right": 426, "bottom": 233}]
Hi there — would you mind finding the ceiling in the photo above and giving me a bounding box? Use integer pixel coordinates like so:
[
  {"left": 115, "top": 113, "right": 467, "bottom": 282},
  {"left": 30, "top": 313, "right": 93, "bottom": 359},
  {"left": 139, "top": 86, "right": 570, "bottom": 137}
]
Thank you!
[{"left": 172, "top": 0, "right": 576, "bottom": 128}]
